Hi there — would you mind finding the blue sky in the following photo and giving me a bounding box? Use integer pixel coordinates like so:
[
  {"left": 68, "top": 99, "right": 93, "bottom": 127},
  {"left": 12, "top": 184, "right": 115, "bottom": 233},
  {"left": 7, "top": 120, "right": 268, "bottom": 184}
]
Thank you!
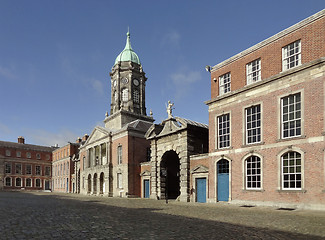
[{"left": 0, "top": 0, "right": 324, "bottom": 147}]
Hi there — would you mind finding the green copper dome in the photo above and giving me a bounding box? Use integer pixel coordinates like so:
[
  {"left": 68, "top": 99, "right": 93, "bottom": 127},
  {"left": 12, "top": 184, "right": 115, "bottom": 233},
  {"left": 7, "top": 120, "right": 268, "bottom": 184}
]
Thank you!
[{"left": 114, "top": 30, "right": 141, "bottom": 65}]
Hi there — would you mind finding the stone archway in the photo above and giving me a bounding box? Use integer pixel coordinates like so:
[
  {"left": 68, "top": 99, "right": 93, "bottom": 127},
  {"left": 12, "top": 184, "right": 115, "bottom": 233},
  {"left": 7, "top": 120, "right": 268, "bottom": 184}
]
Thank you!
[
  {"left": 99, "top": 172, "right": 104, "bottom": 194},
  {"left": 93, "top": 173, "right": 97, "bottom": 195},
  {"left": 87, "top": 174, "right": 92, "bottom": 194},
  {"left": 160, "top": 150, "right": 180, "bottom": 200}
]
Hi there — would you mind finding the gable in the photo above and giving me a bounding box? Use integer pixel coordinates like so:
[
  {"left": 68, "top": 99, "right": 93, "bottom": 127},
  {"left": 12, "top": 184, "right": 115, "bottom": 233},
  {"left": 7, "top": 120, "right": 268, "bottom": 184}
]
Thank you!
[{"left": 86, "top": 127, "right": 110, "bottom": 145}]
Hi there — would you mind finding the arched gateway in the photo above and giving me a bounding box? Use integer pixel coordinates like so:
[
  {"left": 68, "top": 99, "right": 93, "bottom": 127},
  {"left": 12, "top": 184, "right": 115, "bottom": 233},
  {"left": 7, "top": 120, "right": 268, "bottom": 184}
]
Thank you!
[{"left": 145, "top": 116, "right": 208, "bottom": 202}]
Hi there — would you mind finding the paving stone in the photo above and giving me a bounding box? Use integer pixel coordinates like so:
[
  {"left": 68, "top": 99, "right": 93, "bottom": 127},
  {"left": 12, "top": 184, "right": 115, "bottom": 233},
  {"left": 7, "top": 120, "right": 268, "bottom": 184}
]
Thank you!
[{"left": 0, "top": 192, "right": 324, "bottom": 239}]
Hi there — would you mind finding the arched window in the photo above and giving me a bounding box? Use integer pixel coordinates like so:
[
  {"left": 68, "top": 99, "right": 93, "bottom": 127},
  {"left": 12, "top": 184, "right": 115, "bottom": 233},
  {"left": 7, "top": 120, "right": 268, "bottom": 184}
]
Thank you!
[
  {"left": 245, "top": 156, "right": 261, "bottom": 189},
  {"left": 133, "top": 90, "right": 139, "bottom": 103},
  {"left": 281, "top": 151, "right": 301, "bottom": 190},
  {"left": 122, "top": 89, "right": 128, "bottom": 102}
]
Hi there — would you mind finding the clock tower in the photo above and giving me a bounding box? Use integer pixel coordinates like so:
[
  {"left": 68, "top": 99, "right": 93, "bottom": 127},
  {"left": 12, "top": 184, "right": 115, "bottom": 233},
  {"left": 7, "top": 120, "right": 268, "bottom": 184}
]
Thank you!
[{"left": 104, "top": 30, "right": 154, "bottom": 130}]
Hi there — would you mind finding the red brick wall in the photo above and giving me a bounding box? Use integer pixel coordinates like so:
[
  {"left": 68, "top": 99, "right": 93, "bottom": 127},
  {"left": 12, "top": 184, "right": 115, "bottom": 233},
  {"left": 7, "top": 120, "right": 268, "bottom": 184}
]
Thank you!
[{"left": 211, "top": 16, "right": 325, "bottom": 98}]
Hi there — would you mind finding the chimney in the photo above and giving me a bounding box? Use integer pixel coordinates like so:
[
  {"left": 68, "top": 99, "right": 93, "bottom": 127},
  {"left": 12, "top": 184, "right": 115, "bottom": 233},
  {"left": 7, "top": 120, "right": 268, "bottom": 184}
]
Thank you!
[
  {"left": 18, "top": 136, "right": 25, "bottom": 144},
  {"left": 82, "top": 134, "right": 89, "bottom": 142},
  {"left": 76, "top": 137, "right": 82, "bottom": 143}
]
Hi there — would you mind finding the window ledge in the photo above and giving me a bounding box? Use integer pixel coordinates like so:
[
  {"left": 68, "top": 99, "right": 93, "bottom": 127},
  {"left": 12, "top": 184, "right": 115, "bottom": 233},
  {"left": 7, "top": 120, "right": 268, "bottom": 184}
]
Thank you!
[
  {"left": 276, "top": 135, "right": 306, "bottom": 142},
  {"left": 242, "top": 189, "right": 265, "bottom": 192},
  {"left": 277, "top": 189, "right": 307, "bottom": 193},
  {"left": 241, "top": 142, "right": 265, "bottom": 148}
]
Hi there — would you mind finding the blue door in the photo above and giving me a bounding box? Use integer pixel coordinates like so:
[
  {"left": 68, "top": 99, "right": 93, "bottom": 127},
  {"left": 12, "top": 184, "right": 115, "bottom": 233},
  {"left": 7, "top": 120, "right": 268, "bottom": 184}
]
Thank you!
[
  {"left": 144, "top": 180, "right": 150, "bottom": 198},
  {"left": 196, "top": 178, "right": 206, "bottom": 203},
  {"left": 217, "top": 159, "right": 229, "bottom": 202}
]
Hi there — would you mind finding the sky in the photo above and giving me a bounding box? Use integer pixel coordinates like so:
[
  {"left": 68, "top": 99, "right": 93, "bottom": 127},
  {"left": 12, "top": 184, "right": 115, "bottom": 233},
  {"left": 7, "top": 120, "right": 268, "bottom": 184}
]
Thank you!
[{"left": 0, "top": 0, "right": 324, "bottom": 147}]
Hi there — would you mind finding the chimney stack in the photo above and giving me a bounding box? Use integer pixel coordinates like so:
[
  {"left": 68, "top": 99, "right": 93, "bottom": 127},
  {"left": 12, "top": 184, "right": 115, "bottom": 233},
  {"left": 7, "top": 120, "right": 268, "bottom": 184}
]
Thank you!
[{"left": 18, "top": 136, "right": 25, "bottom": 144}]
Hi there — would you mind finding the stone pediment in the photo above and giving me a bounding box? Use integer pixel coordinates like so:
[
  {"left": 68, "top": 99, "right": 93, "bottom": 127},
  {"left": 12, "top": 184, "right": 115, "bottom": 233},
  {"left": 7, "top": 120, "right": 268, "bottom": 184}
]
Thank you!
[
  {"left": 191, "top": 165, "right": 209, "bottom": 174},
  {"left": 140, "top": 170, "right": 151, "bottom": 176},
  {"left": 85, "top": 127, "right": 110, "bottom": 145}
]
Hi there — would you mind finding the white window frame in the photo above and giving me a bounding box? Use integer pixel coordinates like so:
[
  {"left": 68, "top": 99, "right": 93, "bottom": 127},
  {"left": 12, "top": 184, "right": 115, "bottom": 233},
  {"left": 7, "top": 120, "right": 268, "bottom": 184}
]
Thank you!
[
  {"left": 282, "top": 40, "right": 301, "bottom": 71},
  {"left": 16, "top": 151, "right": 21, "bottom": 157},
  {"left": 26, "top": 178, "right": 32, "bottom": 187},
  {"left": 246, "top": 58, "right": 261, "bottom": 84},
  {"left": 15, "top": 177, "right": 22, "bottom": 187},
  {"left": 26, "top": 164, "right": 32, "bottom": 175},
  {"left": 5, "top": 163, "right": 11, "bottom": 174},
  {"left": 281, "top": 93, "right": 301, "bottom": 139},
  {"left": 217, "top": 113, "right": 230, "bottom": 149},
  {"left": 5, "top": 177, "right": 11, "bottom": 186},
  {"left": 245, "top": 105, "right": 261, "bottom": 144},
  {"left": 122, "top": 89, "right": 128, "bottom": 102},
  {"left": 15, "top": 163, "right": 22, "bottom": 174},
  {"left": 245, "top": 156, "right": 261, "bottom": 190},
  {"left": 35, "top": 179, "right": 41, "bottom": 188},
  {"left": 5, "top": 150, "right": 11, "bottom": 157},
  {"left": 281, "top": 151, "right": 302, "bottom": 190},
  {"left": 36, "top": 165, "right": 41, "bottom": 175},
  {"left": 117, "top": 145, "right": 122, "bottom": 164},
  {"left": 219, "top": 72, "right": 231, "bottom": 95}
]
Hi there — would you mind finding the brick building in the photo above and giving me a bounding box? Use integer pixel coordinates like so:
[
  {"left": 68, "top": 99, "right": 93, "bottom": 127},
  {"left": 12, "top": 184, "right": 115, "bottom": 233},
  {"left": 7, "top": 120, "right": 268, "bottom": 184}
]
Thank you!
[
  {"left": 0, "top": 137, "right": 54, "bottom": 191},
  {"left": 201, "top": 9, "right": 325, "bottom": 209},
  {"left": 52, "top": 142, "right": 80, "bottom": 193}
]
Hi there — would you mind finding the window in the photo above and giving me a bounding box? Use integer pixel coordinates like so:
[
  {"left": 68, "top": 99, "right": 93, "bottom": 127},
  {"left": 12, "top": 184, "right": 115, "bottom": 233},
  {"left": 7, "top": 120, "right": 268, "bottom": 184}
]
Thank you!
[
  {"left": 122, "top": 89, "right": 128, "bottom": 102},
  {"left": 281, "top": 93, "right": 301, "bottom": 138},
  {"left": 15, "top": 178, "right": 22, "bottom": 187},
  {"left": 246, "top": 105, "right": 261, "bottom": 144},
  {"left": 5, "top": 163, "right": 11, "bottom": 174},
  {"left": 16, "top": 151, "right": 21, "bottom": 157},
  {"left": 15, "top": 164, "right": 22, "bottom": 174},
  {"left": 45, "top": 166, "right": 51, "bottom": 176},
  {"left": 217, "top": 114, "right": 230, "bottom": 149},
  {"left": 25, "top": 165, "right": 31, "bottom": 175},
  {"left": 246, "top": 59, "right": 261, "bottom": 84},
  {"left": 219, "top": 73, "right": 231, "bottom": 95},
  {"left": 133, "top": 90, "right": 139, "bottom": 103},
  {"left": 46, "top": 154, "right": 50, "bottom": 160},
  {"left": 246, "top": 156, "right": 261, "bottom": 189},
  {"left": 117, "top": 173, "right": 122, "bottom": 188},
  {"left": 5, "top": 150, "right": 11, "bottom": 157},
  {"left": 282, "top": 40, "right": 301, "bottom": 71},
  {"left": 36, "top": 166, "right": 41, "bottom": 175},
  {"left": 282, "top": 151, "right": 301, "bottom": 190},
  {"left": 35, "top": 179, "right": 41, "bottom": 188},
  {"left": 26, "top": 152, "right": 31, "bottom": 158},
  {"left": 5, "top": 177, "right": 11, "bottom": 186},
  {"left": 117, "top": 145, "right": 122, "bottom": 164},
  {"left": 26, "top": 178, "right": 32, "bottom": 187},
  {"left": 36, "top": 153, "right": 41, "bottom": 159}
]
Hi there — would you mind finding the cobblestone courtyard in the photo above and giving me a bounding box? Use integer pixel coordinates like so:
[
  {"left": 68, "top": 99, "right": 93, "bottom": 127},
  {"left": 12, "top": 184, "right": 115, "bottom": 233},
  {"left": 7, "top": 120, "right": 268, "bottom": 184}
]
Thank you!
[{"left": 0, "top": 192, "right": 325, "bottom": 239}]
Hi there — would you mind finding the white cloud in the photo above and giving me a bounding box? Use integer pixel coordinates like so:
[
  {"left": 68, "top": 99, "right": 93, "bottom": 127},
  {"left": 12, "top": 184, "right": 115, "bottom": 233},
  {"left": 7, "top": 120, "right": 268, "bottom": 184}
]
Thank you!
[{"left": 169, "top": 68, "right": 202, "bottom": 100}]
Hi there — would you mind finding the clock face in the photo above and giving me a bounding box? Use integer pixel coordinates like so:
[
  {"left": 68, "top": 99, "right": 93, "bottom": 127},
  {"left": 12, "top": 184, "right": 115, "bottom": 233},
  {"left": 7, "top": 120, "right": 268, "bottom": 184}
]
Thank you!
[
  {"left": 113, "top": 80, "right": 117, "bottom": 87},
  {"left": 133, "top": 79, "right": 139, "bottom": 86},
  {"left": 121, "top": 77, "right": 128, "bottom": 84}
]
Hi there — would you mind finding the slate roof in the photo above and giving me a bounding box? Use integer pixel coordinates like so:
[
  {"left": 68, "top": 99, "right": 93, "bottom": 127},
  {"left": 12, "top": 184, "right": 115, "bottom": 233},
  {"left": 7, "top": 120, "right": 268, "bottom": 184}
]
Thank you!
[{"left": 0, "top": 140, "right": 55, "bottom": 152}]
